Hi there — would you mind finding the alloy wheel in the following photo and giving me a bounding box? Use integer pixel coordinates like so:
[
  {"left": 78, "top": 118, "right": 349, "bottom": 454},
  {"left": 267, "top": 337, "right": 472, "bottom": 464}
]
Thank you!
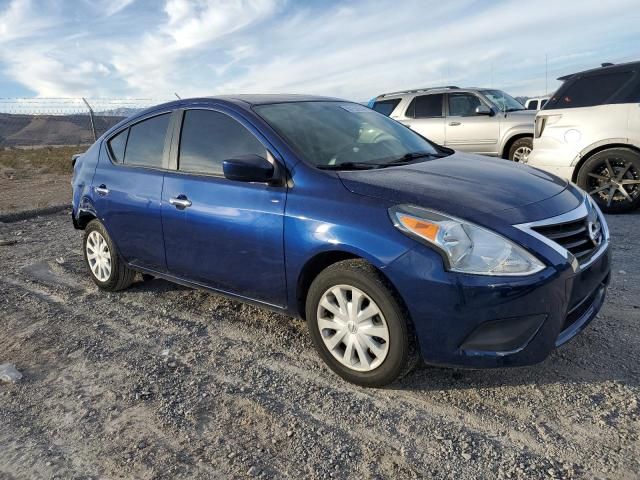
[
  {"left": 316, "top": 284, "right": 390, "bottom": 372},
  {"left": 587, "top": 157, "right": 640, "bottom": 208},
  {"left": 86, "top": 230, "right": 112, "bottom": 282},
  {"left": 512, "top": 146, "right": 532, "bottom": 162}
]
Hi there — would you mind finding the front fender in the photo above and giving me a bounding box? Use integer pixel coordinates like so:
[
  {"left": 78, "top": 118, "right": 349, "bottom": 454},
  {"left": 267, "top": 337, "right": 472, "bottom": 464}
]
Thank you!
[{"left": 500, "top": 125, "right": 534, "bottom": 155}]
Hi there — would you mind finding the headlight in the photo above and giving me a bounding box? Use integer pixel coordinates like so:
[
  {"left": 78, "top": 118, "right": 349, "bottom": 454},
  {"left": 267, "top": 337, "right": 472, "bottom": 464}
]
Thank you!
[{"left": 389, "top": 205, "right": 545, "bottom": 276}]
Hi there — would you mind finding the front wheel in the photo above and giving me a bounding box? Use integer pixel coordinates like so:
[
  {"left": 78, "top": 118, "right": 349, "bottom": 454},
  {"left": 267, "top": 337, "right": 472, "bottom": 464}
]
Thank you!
[
  {"left": 508, "top": 137, "right": 533, "bottom": 162},
  {"left": 576, "top": 148, "right": 640, "bottom": 213},
  {"left": 305, "top": 260, "right": 417, "bottom": 387}
]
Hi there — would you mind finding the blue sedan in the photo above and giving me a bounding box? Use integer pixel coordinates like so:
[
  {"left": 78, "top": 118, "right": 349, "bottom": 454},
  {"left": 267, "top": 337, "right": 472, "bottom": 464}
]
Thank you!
[{"left": 71, "top": 95, "right": 610, "bottom": 386}]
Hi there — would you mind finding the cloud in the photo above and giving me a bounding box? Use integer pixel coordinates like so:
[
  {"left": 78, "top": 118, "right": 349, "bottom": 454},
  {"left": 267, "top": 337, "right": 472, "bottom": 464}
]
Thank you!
[{"left": 0, "top": 0, "right": 639, "bottom": 99}]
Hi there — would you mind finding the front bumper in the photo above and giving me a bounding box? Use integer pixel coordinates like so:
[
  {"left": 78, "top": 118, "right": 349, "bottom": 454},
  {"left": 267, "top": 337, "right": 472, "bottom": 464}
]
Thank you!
[{"left": 385, "top": 242, "right": 611, "bottom": 368}]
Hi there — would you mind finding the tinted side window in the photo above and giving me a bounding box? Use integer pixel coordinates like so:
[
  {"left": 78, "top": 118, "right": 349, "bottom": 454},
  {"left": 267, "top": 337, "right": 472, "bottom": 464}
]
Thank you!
[
  {"left": 179, "top": 110, "right": 266, "bottom": 176},
  {"left": 407, "top": 94, "right": 444, "bottom": 118},
  {"left": 371, "top": 99, "right": 400, "bottom": 116},
  {"left": 108, "top": 128, "right": 128, "bottom": 163},
  {"left": 540, "top": 99, "right": 547, "bottom": 107},
  {"left": 546, "top": 71, "right": 633, "bottom": 109},
  {"left": 448, "top": 93, "right": 482, "bottom": 116},
  {"left": 527, "top": 100, "right": 538, "bottom": 110},
  {"left": 124, "top": 114, "right": 171, "bottom": 168}
]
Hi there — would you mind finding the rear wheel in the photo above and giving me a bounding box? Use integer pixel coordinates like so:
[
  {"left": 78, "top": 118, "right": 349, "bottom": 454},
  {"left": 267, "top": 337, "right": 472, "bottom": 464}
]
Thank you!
[
  {"left": 83, "top": 220, "right": 136, "bottom": 291},
  {"left": 576, "top": 148, "right": 640, "bottom": 213},
  {"left": 508, "top": 137, "right": 533, "bottom": 162},
  {"left": 305, "top": 259, "right": 417, "bottom": 387}
]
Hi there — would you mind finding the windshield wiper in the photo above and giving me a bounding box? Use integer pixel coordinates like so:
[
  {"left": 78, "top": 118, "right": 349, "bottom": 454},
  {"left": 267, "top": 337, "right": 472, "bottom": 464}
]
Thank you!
[
  {"left": 317, "top": 162, "right": 386, "bottom": 170},
  {"left": 388, "top": 151, "right": 446, "bottom": 164},
  {"left": 318, "top": 152, "right": 447, "bottom": 171}
]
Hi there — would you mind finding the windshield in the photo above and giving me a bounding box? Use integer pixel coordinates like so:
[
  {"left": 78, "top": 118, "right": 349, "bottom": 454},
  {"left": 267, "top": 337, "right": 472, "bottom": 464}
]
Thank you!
[
  {"left": 480, "top": 90, "right": 525, "bottom": 112},
  {"left": 254, "top": 101, "right": 442, "bottom": 169}
]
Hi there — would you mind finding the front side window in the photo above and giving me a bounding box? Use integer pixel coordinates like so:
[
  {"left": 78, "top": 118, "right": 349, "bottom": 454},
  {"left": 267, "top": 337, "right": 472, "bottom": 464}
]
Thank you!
[
  {"left": 527, "top": 100, "right": 538, "bottom": 110},
  {"left": 108, "top": 128, "right": 128, "bottom": 163},
  {"left": 124, "top": 113, "right": 171, "bottom": 168},
  {"left": 448, "top": 93, "right": 483, "bottom": 116},
  {"left": 255, "top": 101, "right": 441, "bottom": 168},
  {"left": 178, "top": 110, "right": 266, "bottom": 176},
  {"left": 545, "top": 71, "right": 633, "bottom": 109},
  {"left": 371, "top": 99, "right": 400, "bottom": 116},
  {"left": 407, "top": 94, "right": 444, "bottom": 118}
]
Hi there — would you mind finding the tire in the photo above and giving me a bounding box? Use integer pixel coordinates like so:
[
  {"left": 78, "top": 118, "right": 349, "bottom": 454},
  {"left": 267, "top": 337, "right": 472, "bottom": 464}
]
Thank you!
[
  {"left": 83, "top": 219, "right": 136, "bottom": 291},
  {"left": 305, "top": 259, "right": 418, "bottom": 387},
  {"left": 576, "top": 148, "right": 640, "bottom": 214},
  {"left": 508, "top": 137, "right": 533, "bottom": 162}
]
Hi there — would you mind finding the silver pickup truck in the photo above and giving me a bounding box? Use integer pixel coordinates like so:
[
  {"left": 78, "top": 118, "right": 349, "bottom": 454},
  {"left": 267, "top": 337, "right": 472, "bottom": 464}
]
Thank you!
[{"left": 371, "top": 86, "right": 535, "bottom": 162}]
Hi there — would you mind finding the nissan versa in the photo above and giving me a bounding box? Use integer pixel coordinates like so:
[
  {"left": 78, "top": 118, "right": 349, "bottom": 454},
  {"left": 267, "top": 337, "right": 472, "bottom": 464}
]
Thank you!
[{"left": 71, "top": 95, "right": 611, "bottom": 387}]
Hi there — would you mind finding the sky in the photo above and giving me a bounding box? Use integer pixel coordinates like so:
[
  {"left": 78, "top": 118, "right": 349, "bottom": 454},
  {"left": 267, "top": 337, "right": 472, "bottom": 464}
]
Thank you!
[{"left": 0, "top": 0, "right": 639, "bottom": 102}]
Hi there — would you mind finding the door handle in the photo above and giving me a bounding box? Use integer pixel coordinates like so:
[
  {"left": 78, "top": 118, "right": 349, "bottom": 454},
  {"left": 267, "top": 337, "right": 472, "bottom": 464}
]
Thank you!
[
  {"left": 95, "top": 184, "right": 109, "bottom": 196},
  {"left": 449, "top": 122, "right": 461, "bottom": 126},
  {"left": 169, "top": 195, "right": 192, "bottom": 209}
]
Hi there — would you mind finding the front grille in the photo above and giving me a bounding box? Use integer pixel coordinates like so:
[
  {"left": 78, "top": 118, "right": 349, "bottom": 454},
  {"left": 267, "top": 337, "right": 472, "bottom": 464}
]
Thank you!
[{"left": 532, "top": 216, "right": 601, "bottom": 264}]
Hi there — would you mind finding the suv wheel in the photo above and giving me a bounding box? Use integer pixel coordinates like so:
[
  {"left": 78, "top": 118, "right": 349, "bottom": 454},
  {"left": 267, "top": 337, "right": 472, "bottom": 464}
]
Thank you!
[
  {"left": 577, "top": 148, "right": 640, "bottom": 213},
  {"left": 83, "top": 220, "right": 136, "bottom": 291},
  {"left": 305, "top": 259, "right": 417, "bottom": 387},
  {"left": 508, "top": 137, "right": 533, "bottom": 162}
]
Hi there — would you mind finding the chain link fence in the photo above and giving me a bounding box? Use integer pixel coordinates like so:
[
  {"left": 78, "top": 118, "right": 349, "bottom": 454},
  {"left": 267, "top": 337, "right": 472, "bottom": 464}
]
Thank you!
[{"left": 0, "top": 98, "right": 168, "bottom": 148}]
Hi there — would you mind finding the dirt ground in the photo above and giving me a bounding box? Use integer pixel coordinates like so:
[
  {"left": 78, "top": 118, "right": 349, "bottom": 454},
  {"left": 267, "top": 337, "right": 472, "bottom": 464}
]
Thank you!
[
  {"left": 0, "top": 209, "right": 638, "bottom": 480},
  {"left": 0, "top": 147, "right": 82, "bottom": 215}
]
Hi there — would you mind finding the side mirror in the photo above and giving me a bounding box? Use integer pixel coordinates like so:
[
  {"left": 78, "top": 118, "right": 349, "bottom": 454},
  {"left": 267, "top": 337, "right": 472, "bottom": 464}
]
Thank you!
[
  {"left": 475, "top": 105, "right": 493, "bottom": 116},
  {"left": 223, "top": 154, "right": 276, "bottom": 183}
]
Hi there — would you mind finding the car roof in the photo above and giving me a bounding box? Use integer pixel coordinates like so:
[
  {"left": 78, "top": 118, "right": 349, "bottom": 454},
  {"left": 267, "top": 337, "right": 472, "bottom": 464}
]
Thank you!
[
  {"left": 374, "top": 86, "right": 488, "bottom": 100},
  {"left": 557, "top": 60, "right": 640, "bottom": 81}
]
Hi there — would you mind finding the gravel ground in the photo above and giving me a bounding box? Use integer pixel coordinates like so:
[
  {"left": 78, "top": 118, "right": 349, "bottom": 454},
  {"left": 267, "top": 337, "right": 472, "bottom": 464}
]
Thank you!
[{"left": 0, "top": 210, "right": 638, "bottom": 479}]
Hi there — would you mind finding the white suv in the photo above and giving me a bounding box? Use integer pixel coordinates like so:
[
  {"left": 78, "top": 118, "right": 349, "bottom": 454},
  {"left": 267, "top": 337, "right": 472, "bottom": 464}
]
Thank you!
[{"left": 527, "top": 61, "right": 640, "bottom": 213}]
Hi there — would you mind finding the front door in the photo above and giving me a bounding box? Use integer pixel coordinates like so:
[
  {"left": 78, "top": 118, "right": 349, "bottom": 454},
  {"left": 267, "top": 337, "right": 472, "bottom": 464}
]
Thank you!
[
  {"left": 161, "top": 108, "right": 287, "bottom": 307},
  {"left": 444, "top": 92, "right": 500, "bottom": 155}
]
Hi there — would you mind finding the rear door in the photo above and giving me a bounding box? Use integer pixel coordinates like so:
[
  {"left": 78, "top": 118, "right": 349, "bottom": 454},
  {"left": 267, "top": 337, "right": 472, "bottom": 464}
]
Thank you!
[
  {"left": 444, "top": 92, "right": 500, "bottom": 155},
  {"left": 161, "top": 108, "right": 287, "bottom": 306},
  {"left": 402, "top": 93, "right": 445, "bottom": 145},
  {"left": 92, "top": 111, "right": 173, "bottom": 271}
]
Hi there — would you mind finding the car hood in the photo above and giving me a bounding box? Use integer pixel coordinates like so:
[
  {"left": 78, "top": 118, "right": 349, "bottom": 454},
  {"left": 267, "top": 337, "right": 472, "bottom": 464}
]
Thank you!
[{"left": 337, "top": 152, "right": 583, "bottom": 225}]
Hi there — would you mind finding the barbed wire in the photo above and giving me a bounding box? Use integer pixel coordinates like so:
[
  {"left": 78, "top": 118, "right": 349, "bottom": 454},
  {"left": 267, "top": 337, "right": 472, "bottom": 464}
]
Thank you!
[{"left": 0, "top": 97, "right": 169, "bottom": 147}]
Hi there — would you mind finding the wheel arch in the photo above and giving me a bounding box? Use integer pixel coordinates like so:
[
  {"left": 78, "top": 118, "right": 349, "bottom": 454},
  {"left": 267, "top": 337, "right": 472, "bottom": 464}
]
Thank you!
[
  {"left": 295, "top": 249, "right": 406, "bottom": 321},
  {"left": 571, "top": 142, "right": 640, "bottom": 182},
  {"left": 501, "top": 133, "right": 533, "bottom": 159}
]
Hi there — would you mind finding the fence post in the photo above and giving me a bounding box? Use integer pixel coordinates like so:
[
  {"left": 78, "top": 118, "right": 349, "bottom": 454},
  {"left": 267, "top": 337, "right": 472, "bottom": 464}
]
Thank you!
[{"left": 82, "top": 97, "right": 97, "bottom": 142}]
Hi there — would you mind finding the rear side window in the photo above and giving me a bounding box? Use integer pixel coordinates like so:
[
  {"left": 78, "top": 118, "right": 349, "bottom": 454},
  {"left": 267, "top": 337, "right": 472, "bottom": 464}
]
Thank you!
[
  {"left": 178, "top": 110, "right": 266, "bottom": 176},
  {"left": 406, "top": 94, "right": 444, "bottom": 118},
  {"left": 448, "top": 93, "right": 483, "bottom": 116},
  {"left": 371, "top": 99, "right": 400, "bottom": 116},
  {"left": 546, "top": 71, "right": 633, "bottom": 109},
  {"left": 124, "top": 114, "right": 171, "bottom": 168},
  {"left": 108, "top": 128, "right": 128, "bottom": 163},
  {"left": 527, "top": 100, "right": 538, "bottom": 110}
]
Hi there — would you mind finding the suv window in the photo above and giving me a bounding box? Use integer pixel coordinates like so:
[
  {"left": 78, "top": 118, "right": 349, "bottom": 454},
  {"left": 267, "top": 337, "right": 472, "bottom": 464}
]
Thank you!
[
  {"left": 124, "top": 113, "right": 171, "bottom": 168},
  {"left": 546, "top": 71, "right": 633, "bottom": 109},
  {"left": 371, "top": 99, "right": 400, "bottom": 116},
  {"left": 405, "top": 94, "right": 443, "bottom": 118},
  {"left": 448, "top": 93, "right": 483, "bottom": 116},
  {"left": 108, "top": 128, "right": 128, "bottom": 163},
  {"left": 527, "top": 100, "right": 538, "bottom": 110},
  {"left": 179, "top": 110, "right": 266, "bottom": 176}
]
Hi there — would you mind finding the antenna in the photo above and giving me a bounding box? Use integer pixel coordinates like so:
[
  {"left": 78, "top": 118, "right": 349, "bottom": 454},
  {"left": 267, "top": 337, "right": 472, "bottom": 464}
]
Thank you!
[
  {"left": 174, "top": 93, "right": 181, "bottom": 99},
  {"left": 545, "top": 54, "right": 548, "bottom": 95}
]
